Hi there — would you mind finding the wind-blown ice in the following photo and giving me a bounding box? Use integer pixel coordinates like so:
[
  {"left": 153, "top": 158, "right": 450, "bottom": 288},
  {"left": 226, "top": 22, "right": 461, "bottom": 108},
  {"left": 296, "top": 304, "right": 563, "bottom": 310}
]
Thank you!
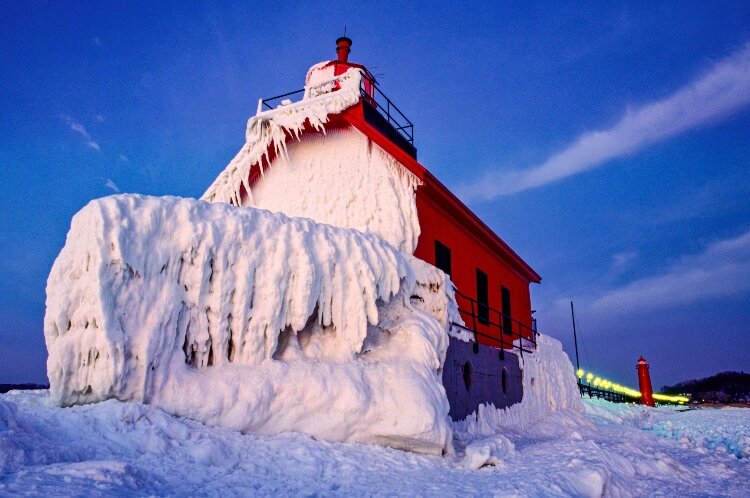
[
  {"left": 249, "top": 128, "right": 422, "bottom": 253},
  {"left": 44, "top": 195, "right": 455, "bottom": 454},
  {"left": 200, "top": 66, "right": 422, "bottom": 253}
]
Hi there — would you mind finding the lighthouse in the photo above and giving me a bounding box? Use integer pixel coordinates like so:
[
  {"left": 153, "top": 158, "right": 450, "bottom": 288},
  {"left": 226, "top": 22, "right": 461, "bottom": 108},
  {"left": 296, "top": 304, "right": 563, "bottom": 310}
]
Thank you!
[
  {"left": 202, "top": 37, "right": 542, "bottom": 420},
  {"left": 637, "top": 356, "right": 655, "bottom": 407}
]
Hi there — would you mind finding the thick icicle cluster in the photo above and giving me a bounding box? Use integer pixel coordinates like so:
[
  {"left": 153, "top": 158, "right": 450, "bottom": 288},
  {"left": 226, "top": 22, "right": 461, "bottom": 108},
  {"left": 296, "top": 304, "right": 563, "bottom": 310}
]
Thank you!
[{"left": 45, "top": 195, "right": 455, "bottom": 454}]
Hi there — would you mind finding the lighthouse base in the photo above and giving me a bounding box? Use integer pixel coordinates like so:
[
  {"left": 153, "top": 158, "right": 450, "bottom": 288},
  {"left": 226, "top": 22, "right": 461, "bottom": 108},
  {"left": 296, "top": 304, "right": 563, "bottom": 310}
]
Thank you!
[{"left": 442, "top": 337, "right": 524, "bottom": 421}]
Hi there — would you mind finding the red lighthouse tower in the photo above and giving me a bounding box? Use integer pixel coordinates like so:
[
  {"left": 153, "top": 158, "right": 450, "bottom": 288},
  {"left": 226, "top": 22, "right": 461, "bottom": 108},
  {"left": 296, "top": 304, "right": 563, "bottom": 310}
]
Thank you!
[{"left": 637, "top": 356, "right": 655, "bottom": 407}]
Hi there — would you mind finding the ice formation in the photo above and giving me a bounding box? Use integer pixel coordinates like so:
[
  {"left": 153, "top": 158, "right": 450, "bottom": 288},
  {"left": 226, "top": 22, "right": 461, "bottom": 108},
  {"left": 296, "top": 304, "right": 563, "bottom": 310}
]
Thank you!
[
  {"left": 200, "top": 66, "right": 422, "bottom": 253},
  {"left": 249, "top": 128, "right": 421, "bottom": 253},
  {"left": 44, "top": 195, "right": 456, "bottom": 454},
  {"left": 5, "top": 388, "right": 750, "bottom": 496},
  {"left": 201, "top": 66, "right": 364, "bottom": 207},
  {"left": 458, "top": 334, "right": 584, "bottom": 435}
]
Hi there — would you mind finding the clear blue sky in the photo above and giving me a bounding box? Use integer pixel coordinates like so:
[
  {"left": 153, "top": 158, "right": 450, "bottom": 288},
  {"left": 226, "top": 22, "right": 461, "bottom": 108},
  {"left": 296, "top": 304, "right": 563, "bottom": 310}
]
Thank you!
[{"left": 2, "top": 1, "right": 749, "bottom": 389}]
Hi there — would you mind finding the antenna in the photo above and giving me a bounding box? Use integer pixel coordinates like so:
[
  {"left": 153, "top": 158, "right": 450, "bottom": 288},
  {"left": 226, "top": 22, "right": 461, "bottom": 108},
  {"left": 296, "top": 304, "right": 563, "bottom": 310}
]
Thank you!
[{"left": 570, "top": 301, "right": 581, "bottom": 372}]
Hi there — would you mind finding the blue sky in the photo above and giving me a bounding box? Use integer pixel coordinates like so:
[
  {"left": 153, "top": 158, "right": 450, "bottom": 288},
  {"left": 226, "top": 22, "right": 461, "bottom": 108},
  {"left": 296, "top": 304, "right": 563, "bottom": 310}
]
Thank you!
[{"left": 1, "top": 1, "right": 749, "bottom": 389}]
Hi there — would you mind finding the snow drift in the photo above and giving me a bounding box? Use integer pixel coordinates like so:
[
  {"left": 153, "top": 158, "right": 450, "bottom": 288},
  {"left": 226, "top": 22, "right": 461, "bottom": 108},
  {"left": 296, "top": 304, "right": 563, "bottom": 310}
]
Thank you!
[{"left": 44, "top": 195, "right": 456, "bottom": 454}]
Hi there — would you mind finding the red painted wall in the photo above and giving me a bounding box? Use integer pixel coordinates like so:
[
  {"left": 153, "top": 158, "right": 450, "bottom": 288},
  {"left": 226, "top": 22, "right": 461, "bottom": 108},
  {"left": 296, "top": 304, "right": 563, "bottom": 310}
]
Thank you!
[
  {"left": 340, "top": 102, "right": 539, "bottom": 346},
  {"left": 413, "top": 192, "right": 534, "bottom": 347}
]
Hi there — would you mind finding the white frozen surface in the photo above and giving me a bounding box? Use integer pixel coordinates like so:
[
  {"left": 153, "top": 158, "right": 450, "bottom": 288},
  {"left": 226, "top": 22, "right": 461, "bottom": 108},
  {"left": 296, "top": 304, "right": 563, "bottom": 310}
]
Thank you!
[
  {"left": 44, "top": 194, "right": 454, "bottom": 454},
  {"left": 249, "top": 128, "right": 421, "bottom": 253},
  {"left": 2, "top": 390, "right": 749, "bottom": 497}
]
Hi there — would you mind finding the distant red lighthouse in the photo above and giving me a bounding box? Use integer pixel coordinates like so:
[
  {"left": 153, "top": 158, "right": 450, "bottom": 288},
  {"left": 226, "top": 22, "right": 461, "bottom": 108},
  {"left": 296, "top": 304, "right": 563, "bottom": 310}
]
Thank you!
[{"left": 637, "top": 357, "right": 655, "bottom": 406}]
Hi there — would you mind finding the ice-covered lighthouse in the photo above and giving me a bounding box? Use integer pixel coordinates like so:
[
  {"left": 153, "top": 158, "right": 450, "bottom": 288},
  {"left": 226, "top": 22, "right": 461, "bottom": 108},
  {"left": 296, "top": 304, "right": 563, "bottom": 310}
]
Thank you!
[
  {"left": 46, "top": 35, "right": 578, "bottom": 455},
  {"left": 203, "top": 36, "right": 542, "bottom": 420}
]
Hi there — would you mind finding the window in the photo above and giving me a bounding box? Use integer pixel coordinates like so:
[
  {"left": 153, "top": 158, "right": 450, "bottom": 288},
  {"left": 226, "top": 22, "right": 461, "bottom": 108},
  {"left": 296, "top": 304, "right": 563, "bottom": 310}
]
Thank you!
[
  {"left": 463, "top": 361, "right": 472, "bottom": 390},
  {"left": 502, "top": 368, "right": 508, "bottom": 394},
  {"left": 434, "top": 240, "right": 451, "bottom": 276},
  {"left": 476, "top": 269, "right": 489, "bottom": 324},
  {"left": 501, "top": 286, "right": 512, "bottom": 335}
]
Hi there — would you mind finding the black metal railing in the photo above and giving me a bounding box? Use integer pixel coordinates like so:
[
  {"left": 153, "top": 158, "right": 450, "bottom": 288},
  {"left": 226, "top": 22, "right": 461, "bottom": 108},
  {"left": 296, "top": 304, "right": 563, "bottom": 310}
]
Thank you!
[
  {"left": 260, "top": 89, "right": 305, "bottom": 111},
  {"left": 360, "top": 75, "right": 414, "bottom": 145},
  {"left": 578, "top": 383, "right": 633, "bottom": 404},
  {"left": 451, "top": 289, "right": 537, "bottom": 358},
  {"left": 257, "top": 70, "right": 415, "bottom": 146}
]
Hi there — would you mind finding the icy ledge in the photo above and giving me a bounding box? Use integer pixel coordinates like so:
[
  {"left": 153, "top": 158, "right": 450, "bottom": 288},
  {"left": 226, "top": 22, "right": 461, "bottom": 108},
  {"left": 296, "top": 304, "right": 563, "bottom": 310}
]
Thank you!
[{"left": 45, "top": 195, "right": 456, "bottom": 454}]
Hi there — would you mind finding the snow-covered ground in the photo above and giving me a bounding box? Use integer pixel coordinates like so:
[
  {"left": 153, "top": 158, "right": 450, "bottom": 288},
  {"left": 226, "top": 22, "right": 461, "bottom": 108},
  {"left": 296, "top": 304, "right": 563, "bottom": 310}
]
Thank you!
[{"left": 2, "top": 391, "right": 748, "bottom": 497}]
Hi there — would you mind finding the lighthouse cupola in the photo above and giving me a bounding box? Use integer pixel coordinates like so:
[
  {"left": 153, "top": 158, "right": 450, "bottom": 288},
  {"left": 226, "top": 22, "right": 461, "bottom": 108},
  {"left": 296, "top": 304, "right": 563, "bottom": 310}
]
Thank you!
[{"left": 336, "top": 36, "right": 352, "bottom": 63}]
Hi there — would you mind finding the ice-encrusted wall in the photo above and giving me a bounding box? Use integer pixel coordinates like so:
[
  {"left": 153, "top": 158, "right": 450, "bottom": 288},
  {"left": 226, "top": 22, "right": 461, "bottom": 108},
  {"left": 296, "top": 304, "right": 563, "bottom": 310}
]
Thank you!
[
  {"left": 45, "top": 195, "right": 457, "bottom": 454},
  {"left": 248, "top": 128, "right": 421, "bottom": 253}
]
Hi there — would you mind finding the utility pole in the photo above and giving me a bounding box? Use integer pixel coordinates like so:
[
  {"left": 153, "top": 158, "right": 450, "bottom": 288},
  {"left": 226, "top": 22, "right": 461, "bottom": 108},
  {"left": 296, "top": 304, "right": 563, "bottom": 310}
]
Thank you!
[{"left": 570, "top": 301, "right": 580, "bottom": 372}]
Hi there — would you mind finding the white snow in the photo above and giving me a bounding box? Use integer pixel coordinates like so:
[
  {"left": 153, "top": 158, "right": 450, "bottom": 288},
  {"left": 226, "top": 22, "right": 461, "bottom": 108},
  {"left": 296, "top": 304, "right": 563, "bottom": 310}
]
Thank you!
[
  {"left": 44, "top": 194, "right": 455, "bottom": 454},
  {"left": 249, "top": 128, "right": 421, "bottom": 253},
  {"left": 2, "top": 390, "right": 748, "bottom": 496}
]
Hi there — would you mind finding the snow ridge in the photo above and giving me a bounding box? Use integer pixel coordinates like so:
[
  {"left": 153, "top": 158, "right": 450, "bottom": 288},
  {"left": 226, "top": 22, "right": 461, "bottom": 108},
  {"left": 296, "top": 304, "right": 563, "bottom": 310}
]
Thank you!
[{"left": 45, "top": 195, "right": 455, "bottom": 454}]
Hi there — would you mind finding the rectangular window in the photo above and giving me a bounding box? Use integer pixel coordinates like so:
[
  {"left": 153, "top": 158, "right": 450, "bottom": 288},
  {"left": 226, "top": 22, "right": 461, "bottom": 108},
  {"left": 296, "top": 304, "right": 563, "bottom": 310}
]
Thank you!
[
  {"left": 434, "top": 240, "right": 451, "bottom": 277},
  {"left": 501, "top": 285, "right": 512, "bottom": 335},
  {"left": 476, "top": 269, "right": 489, "bottom": 324}
]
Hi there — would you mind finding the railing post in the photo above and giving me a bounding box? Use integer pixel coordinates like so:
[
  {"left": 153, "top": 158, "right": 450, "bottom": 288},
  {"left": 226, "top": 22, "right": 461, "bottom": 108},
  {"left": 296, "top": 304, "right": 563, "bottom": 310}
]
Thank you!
[
  {"left": 499, "top": 312, "right": 505, "bottom": 352},
  {"left": 469, "top": 298, "right": 478, "bottom": 345}
]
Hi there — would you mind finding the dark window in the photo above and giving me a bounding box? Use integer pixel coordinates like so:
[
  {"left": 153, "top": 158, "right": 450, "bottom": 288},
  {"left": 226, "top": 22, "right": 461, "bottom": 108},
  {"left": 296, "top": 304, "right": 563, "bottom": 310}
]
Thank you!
[
  {"left": 434, "top": 240, "right": 451, "bottom": 276},
  {"left": 476, "top": 269, "right": 489, "bottom": 324},
  {"left": 501, "top": 368, "right": 508, "bottom": 394},
  {"left": 463, "top": 362, "right": 472, "bottom": 390},
  {"left": 501, "top": 286, "right": 512, "bottom": 335}
]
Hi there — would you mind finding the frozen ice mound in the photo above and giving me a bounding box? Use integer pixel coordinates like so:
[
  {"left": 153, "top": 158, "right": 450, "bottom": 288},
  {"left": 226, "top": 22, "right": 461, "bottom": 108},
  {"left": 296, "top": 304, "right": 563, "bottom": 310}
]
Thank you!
[{"left": 44, "top": 195, "right": 456, "bottom": 454}]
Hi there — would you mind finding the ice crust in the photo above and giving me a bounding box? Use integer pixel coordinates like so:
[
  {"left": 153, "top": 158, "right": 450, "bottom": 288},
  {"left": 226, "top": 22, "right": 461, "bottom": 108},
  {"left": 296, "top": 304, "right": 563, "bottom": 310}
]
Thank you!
[
  {"left": 201, "top": 66, "right": 363, "bottom": 207},
  {"left": 4, "top": 390, "right": 749, "bottom": 496},
  {"left": 44, "top": 194, "right": 455, "bottom": 454}
]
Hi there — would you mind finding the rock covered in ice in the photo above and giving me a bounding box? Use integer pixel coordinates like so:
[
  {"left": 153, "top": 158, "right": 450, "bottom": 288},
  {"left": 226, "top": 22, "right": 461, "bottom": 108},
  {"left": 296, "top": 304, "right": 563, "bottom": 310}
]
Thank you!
[
  {"left": 460, "top": 433, "right": 516, "bottom": 469},
  {"left": 44, "top": 195, "right": 456, "bottom": 454}
]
